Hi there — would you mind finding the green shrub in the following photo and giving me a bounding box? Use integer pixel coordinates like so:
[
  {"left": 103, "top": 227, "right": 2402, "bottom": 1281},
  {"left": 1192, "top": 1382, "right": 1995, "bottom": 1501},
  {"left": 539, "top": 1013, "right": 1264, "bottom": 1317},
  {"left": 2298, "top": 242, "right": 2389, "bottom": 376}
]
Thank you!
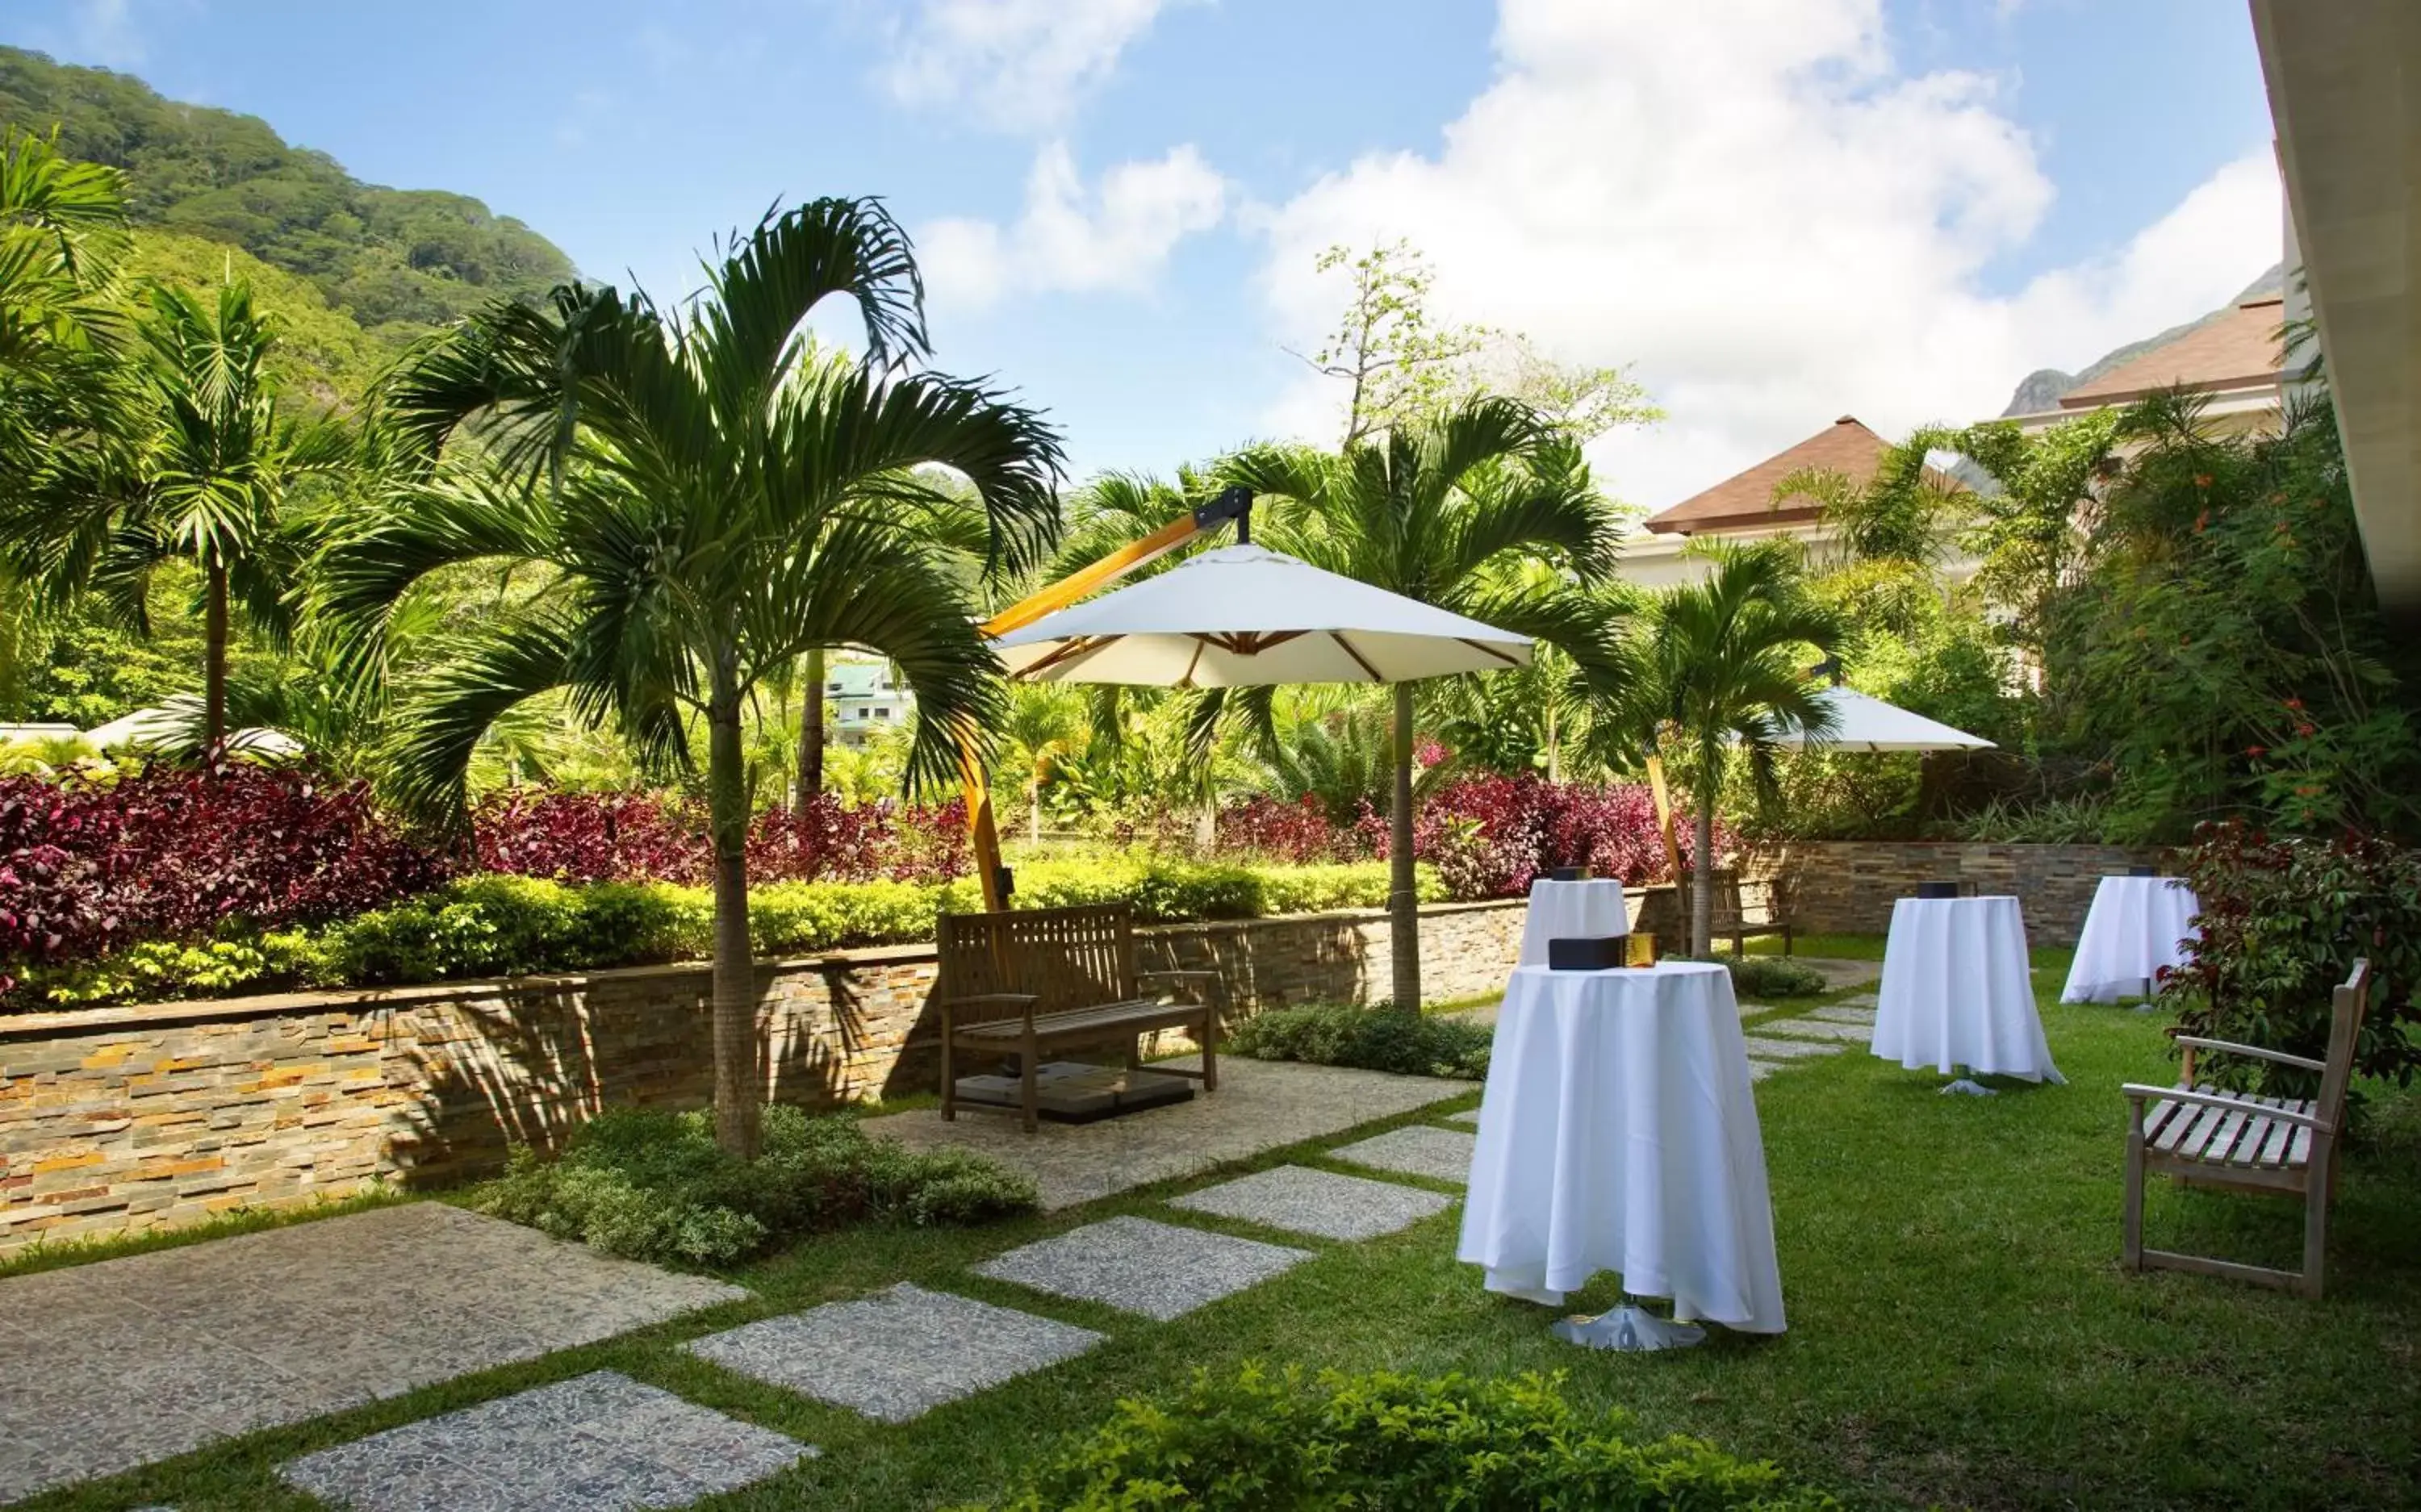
[
  {"left": 474, "top": 1103, "right": 1038, "bottom": 1267},
  {"left": 976, "top": 1366, "right": 1839, "bottom": 1511},
  {"left": 1725, "top": 955, "right": 1828, "bottom": 999},
  {"left": 1227, "top": 1003, "right": 1491, "bottom": 1080}
]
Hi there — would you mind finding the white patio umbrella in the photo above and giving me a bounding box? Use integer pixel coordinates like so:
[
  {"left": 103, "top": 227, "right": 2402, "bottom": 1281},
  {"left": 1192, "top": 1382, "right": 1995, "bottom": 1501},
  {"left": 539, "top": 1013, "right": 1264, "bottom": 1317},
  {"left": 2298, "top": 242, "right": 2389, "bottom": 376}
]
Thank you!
[
  {"left": 991, "top": 543, "right": 1533, "bottom": 685},
  {"left": 1767, "top": 686, "right": 1992, "bottom": 752}
]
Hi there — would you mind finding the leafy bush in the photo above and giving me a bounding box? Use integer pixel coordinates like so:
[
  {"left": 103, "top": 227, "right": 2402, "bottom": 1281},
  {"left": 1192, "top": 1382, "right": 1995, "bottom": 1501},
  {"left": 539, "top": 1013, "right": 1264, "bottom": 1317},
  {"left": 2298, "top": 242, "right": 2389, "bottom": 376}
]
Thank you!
[
  {"left": 2157, "top": 823, "right": 2419, "bottom": 1092},
  {"left": 473, "top": 789, "right": 969, "bottom": 886},
  {"left": 1227, "top": 1003, "right": 1491, "bottom": 1080},
  {"left": 1725, "top": 955, "right": 1828, "bottom": 999},
  {"left": 976, "top": 1366, "right": 1838, "bottom": 1511},
  {"left": 475, "top": 1104, "right": 1037, "bottom": 1266}
]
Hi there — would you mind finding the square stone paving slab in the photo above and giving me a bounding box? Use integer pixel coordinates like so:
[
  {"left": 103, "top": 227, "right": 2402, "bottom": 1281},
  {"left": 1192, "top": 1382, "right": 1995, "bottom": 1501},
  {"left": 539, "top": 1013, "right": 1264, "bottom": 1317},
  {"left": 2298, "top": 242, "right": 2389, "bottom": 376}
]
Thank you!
[
  {"left": 1330, "top": 1125, "right": 1477, "bottom": 1184},
  {"left": 1443, "top": 1109, "right": 1479, "bottom": 1127},
  {"left": 1808, "top": 1004, "right": 1880, "bottom": 1025},
  {"left": 685, "top": 1283, "right": 1103, "bottom": 1424},
  {"left": 1746, "top": 1059, "right": 1785, "bottom": 1083},
  {"left": 863, "top": 1055, "right": 1473, "bottom": 1211},
  {"left": 280, "top": 1369, "right": 810, "bottom": 1511},
  {"left": 1741, "top": 1034, "right": 1847, "bottom": 1060},
  {"left": 975, "top": 1215, "right": 1311, "bottom": 1321},
  {"left": 1759, "top": 1017, "right": 1876, "bottom": 1043},
  {"left": 1169, "top": 1164, "right": 1453, "bottom": 1242},
  {"left": 0, "top": 1202, "right": 746, "bottom": 1505}
]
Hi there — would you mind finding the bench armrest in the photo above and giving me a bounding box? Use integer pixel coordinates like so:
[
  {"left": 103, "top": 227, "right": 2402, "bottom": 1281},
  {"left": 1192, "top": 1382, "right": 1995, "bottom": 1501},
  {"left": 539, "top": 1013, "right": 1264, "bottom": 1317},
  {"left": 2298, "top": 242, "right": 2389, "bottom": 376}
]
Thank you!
[
  {"left": 2122, "top": 1082, "right": 2333, "bottom": 1134},
  {"left": 2172, "top": 1036, "right": 2326, "bottom": 1073},
  {"left": 943, "top": 992, "right": 1039, "bottom": 1026},
  {"left": 1139, "top": 970, "right": 1217, "bottom": 982}
]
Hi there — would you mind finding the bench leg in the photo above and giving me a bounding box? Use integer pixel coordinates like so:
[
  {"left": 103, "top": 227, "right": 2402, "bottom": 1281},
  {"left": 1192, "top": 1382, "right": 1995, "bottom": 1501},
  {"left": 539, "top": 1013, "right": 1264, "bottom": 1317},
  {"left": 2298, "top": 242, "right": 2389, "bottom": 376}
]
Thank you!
[
  {"left": 1782, "top": 925, "right": 1794, "bottom": 957},
  {"left": 1020, "top": 1027, "right": 1040, "bottom": 1134},
  {"left": 1200, "top": 1009, "right": 1219, "bottom": 1092},
  {"left": 940, "top": 1013, "right": 956, "bottom": 1122},
  {"left": 2122, "top": 1123, "right": 2146, "bottom": 1272},
  {"left": 2302, "top": 1146, "right": 2332, "bottom": 1299}
]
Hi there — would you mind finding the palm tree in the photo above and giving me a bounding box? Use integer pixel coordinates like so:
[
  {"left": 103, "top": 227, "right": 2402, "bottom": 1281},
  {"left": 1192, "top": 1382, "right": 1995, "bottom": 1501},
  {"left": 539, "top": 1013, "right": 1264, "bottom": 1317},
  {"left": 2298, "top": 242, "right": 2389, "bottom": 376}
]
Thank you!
[
  {"left": 318, "top": 199, "right": 1063, "bottom": 1157},
  {"left": 1635, "top": 542, "right": 1842, "bottom": 955},
  {"left": 1000, "top": 683, "right": 1087, "bottom": 843},
  {"left": 0, "top": 131, "right": 131, "bottom": 501},
  {"left": 8, "top": 277, "right": 349, "bottom": 748},
  {"left": 1222, "top": 399, "right": 1629, "bottom": 1009}
]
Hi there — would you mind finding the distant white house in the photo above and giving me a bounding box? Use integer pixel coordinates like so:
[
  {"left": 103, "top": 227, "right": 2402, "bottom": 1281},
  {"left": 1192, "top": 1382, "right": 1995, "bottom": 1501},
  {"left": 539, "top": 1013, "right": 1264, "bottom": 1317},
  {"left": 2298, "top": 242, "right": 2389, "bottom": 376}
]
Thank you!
[{"left": 824, "top": 658, "right": 912, "bottom": 746}]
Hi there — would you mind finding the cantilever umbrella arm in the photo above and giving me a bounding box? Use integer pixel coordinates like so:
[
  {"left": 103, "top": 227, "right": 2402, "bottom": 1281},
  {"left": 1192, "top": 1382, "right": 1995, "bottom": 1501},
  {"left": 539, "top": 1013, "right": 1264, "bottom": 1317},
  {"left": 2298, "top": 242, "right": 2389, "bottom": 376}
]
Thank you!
[{"left": 959, "top": 487, "right": 1254, "bottom": 911}]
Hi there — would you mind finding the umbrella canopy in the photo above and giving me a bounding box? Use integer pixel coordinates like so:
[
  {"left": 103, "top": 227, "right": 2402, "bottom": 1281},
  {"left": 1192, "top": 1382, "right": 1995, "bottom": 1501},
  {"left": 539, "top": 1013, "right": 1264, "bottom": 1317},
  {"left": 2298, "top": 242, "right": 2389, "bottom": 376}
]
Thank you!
[
  {"left": 991, "top": 543, "right": 1532, "bottom": 687},
  {"left": 1769, "top": 686, "right": 1993, "bottom": 752}
]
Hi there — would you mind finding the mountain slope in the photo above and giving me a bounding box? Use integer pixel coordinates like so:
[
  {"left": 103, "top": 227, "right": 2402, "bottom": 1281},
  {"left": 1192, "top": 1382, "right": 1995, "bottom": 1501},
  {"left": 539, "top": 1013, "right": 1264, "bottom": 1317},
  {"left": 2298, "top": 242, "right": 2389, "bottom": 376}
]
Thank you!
[
  {"left": 0, "top": 46, "right": 575, "bottom": 343},
  {"left": 2001, "top": 265, "right": 2285, "bottom": 417}
]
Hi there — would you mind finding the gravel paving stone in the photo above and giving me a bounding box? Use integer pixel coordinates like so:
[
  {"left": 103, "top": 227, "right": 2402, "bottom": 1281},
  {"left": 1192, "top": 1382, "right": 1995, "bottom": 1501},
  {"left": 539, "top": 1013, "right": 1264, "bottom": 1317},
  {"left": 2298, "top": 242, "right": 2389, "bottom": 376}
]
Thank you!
[
  {"left": 686, "top": 1283, "right": 1104, "bottom": 1423},
  {"left": 279, "top": 1370, "right": 810, "bottom": 1512},
  {"left": 1329, "top": 1126, "right": 1478, "bottom": 1184},
  {"left": 1808, "top": 1004, "right": 1879, "bottom": 1025},
  {"left": 1746, "top": 1059, "right": 1786, "bottom": 1083},
  {"left": 1740, "top": 1034, "right": 1846, "bottom": 1060},
  {"left": 975, "top": 1215, "right": 1311, "bottom": 1321},
  {"left": 1169, "top": 1165, "right": 1453, "bottom": 1242},
  {"left": 1760, "top": 1018, "right": 1875, "bottom": 1043},
  {"left": 1443, "top": 1109, "right": 1479, "bottom": 1127}
]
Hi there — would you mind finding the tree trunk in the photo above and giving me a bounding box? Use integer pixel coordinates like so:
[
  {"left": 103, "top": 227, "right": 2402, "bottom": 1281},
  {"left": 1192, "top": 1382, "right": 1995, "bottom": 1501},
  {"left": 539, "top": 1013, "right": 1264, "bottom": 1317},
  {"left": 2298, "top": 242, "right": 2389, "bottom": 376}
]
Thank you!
[
  {"left": 1389, "top": 681, "right": 1420, "bottom": 1012},
  {"left": 794, "top": 648, "right": 826, "bottom": 810},
  {"left": 1691, "top": 804, "right": 1716, "bottom": 958},
  {"left": 1543, "top": 694, "right": 1560, "bottom": 784},
  {"left": 203, "top": 551, "right": 228, "bottom": 756},
  {"left": 1028, "top": 770, "right": 1043, "bottom": 846},
  {"left": 708, "top": 679, "right": 762, "bottom": 1159}
]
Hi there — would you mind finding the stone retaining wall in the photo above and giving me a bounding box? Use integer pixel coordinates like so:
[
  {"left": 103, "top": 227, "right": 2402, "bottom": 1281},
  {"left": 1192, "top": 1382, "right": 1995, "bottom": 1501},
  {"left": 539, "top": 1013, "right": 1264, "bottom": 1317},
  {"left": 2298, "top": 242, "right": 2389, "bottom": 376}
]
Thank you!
[
  {"left": 1757, "top": 840, "right": 2170, "bottom": 946},
  {"left": 0, "top": 897, "right": 1537, "bottom": 1254}
]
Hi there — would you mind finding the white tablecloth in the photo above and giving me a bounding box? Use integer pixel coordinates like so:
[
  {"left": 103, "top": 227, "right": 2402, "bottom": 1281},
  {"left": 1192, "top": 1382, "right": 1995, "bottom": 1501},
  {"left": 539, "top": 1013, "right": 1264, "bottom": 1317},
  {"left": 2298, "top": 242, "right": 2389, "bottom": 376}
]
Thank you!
[
  {"left": 2060, "top": 875, "right": 2200, "bottom": 1003},
  {"left": 1517, "top": 878, "right": 1632, "bottom": 965},
  {"left": 1456, "top": 961, "right": 1785, "bottom": 1332},
  {"left": 1873, "top": 896, "right": 2062, "bottom": 1082}
]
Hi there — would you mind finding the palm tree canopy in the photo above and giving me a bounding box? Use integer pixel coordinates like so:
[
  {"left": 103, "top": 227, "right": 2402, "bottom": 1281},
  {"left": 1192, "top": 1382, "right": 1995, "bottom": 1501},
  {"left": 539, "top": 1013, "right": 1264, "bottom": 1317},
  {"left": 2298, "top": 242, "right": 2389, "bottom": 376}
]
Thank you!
[
  {"left": 1637, "top": 541, "right": 1846, "bottom": 789},
  {"left": 317, "top": 197, "right": 1066, "bottom": 822}
]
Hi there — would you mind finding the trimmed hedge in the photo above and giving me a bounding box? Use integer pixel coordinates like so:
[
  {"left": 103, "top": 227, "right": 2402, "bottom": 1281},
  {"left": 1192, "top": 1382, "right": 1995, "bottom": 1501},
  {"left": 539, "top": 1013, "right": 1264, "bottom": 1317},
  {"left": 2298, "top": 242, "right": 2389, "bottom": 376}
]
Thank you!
[
  {"left": 475, "top": 1105, "right": 1037, "bottom": 1267},
  {"left": 973, "top": 1366, "right": 1840, "bottom": 1510},
  {"left": 19, "top": 855, "right": 1445, "bottom": 1009},
  {"left": 1226, "top": 1002, "right": 1492, "bottom": 1080}
]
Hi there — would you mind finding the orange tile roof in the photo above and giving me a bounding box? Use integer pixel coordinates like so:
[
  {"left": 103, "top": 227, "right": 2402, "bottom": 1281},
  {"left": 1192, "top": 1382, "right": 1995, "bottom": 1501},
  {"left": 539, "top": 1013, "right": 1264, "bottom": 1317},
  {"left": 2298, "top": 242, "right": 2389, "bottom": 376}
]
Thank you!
[
  {"left": 2056, "top": 298, "right": 2287, "bottom": 408},
  {"left": 1642, "top": 416, "right": 1896, "bottom": 535}
]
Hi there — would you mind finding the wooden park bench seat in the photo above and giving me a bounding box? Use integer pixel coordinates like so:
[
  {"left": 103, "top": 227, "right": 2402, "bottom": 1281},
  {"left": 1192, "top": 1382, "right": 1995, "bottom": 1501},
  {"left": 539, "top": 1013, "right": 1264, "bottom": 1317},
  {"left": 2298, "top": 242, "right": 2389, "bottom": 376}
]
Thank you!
[
  {"left": 1710, "top": 871, "right": 1794, "bottom": 956},
  {"left": 938, "top": 903, "right": 1221, "bottom": 1132},
  {"left": 2122, "top": 959, "right": 2372, "bottom": 1298}
]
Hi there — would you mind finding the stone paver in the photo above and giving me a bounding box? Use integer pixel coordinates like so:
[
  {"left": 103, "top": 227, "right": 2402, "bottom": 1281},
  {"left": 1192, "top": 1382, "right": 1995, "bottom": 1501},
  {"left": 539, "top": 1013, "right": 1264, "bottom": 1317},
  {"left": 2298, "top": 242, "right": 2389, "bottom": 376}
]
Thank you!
[
  {"left": 1170, "top": 1165, "right": 1453, "bottom": 1242},
  {"left": 1760, "top": 1017, "right": 1875, "bottom": 1043},
  {"left": 280, "top": 1369, "right": 809, "bottom": 1512},
  {"left": 976, "top": 1215, "right": 1311, "bottom": 1321},
  {"left": 864, "top": 1056, "right": 1473, "bottom": 1211},
  {"left": 1330, "top": 1126, "right": 1477, "bottom": 1184},
  {"left": 1841, "top": 991, "right": 1880, "bottom": 1007},
  {"left": 1443, "top": 1109, "right": 1479, "bottom": 1127},
  {"left": 0, "top": 1202, "right": 746, "bottom": 1505},
  {"left": 1740, "top": 1034, "right": 1846, "bottom": 1061},
  {"left": 1746, "top": 1059, "right": 1785, "bottom": 1083},
  {"left": 686, "top": 1283, "right": 1102, "bottom": 1424},
  {"left": 1807, "top": 1004, "right": 1879, "bottom": 1025}
]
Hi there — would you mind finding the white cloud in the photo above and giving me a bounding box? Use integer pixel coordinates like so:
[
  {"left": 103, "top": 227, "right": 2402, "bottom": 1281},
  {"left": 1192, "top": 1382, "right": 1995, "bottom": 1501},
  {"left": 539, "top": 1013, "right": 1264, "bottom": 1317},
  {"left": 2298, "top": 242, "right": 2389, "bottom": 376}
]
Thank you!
[
  {"left": 1254, "top": 0, "right": 2281, "bottom": 512},
  {"left": 880, "top": 0, "right": 1177, "bottom": 132},
  {"left": 62, "top": 0, "right": 151, "bottom": 68},
  {"left": 920, "top": 141, "right": 1228, "bottom": 313}
]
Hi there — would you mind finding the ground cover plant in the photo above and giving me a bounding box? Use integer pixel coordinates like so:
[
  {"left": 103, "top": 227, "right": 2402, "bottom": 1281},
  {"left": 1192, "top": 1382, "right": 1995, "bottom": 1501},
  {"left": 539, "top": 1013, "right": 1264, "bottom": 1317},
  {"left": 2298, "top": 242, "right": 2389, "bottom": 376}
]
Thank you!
[
  {"left": 976, "top": 1365, "right": 1838, "bottom": 1510},
  {"left": 1226, "top": 1001, "right": 1493, "bottom": 1080},
  {"left": 1721, "top": 954, "right": 1829, "bottom": 999},
  {"left": 475, "top": 1105, "right": 1038, "bottom": 1266}
]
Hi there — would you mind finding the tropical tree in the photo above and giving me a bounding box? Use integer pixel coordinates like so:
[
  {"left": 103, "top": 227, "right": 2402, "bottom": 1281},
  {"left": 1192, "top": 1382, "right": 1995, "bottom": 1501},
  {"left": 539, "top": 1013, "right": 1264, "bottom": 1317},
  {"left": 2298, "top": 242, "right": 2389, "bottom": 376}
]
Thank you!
[
  {"left": 317, "top": 200, "right": 1063, "bottom": 1157},
  {"left": 1634, "top": 542, "right": 1842, "bottom": 954},
  {"left": 1222, "top": 398, "right": 1629, "bottom": 1009},
  {"left": 0, "top": 130, "right": 130, "bottom": 501},
  {"left": 6, "top": 277, "right": 349, "bottom": 747},
  {"left": 999, "top": 683, "right": 1089, "bottom": 843}
]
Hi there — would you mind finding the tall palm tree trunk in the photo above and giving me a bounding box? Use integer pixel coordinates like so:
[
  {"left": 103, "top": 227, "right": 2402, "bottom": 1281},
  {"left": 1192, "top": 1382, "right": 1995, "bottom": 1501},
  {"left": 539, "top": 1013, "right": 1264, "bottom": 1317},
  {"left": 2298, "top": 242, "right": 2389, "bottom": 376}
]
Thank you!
[
  {"left": 1691, "top": 803, "right": 1716, "bottom": 958},
  {"left": 795, "top": 647, "right": 826, "bottom": 809},
  {"left": 708, "top": 680, "right": 763, "bottom": 1159},
  {"left": 1389, "top": 681, "right": 1420, "bottom": 1012},
  {"left": 203, "top": 551, "right": 228, "bottom": 754}
]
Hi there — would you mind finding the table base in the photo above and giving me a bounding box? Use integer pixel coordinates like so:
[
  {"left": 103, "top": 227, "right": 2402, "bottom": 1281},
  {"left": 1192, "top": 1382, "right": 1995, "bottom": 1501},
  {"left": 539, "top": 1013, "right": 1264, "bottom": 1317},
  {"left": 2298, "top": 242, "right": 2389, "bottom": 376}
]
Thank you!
[
  {"left": 1940, "top": 1076, "right": 1997, "bottom": 1097},
  {"left": 1549, "top": 1301, "right": 1707, "bottom": 1352}
]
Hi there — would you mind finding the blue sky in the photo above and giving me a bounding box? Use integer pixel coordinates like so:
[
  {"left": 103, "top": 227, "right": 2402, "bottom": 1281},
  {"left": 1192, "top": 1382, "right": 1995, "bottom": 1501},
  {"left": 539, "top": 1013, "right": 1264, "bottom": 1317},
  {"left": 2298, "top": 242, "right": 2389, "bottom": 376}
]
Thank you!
[{"left": 7, "top": 0, "right": 2279, "bottom": 507}]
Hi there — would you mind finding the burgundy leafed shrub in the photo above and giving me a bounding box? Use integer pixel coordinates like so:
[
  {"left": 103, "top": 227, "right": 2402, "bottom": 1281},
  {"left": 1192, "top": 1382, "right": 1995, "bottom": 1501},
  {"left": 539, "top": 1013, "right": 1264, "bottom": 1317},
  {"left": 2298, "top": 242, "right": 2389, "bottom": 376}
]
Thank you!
[
  {"left": 471, "top": 790, "right": 970, "bottom": 887},
  {"left": 0, "top": 761, "right": 445, "bottom": 988}
]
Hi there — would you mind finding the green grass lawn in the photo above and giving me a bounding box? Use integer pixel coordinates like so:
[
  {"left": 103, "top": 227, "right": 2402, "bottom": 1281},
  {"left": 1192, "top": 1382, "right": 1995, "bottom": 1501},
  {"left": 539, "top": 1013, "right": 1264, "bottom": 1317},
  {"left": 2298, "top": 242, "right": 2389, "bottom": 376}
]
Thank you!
[{"left": 19, "top": 953, "right": 2421, "bottom": 1512}]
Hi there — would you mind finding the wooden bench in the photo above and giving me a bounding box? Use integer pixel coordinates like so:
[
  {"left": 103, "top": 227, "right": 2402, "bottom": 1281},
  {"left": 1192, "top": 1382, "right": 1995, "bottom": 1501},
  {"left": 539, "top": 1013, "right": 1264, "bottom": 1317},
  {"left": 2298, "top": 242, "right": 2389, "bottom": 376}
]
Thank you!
[
  {"left": 2122, "top": 959, "right": 2372, "bottom": 1298},
  {"left": 1709, "top": 871, "right": 1794, "bottom": 956},
  {"left": 937, "top": 903, "right": 1221, "bottom": 1132}
]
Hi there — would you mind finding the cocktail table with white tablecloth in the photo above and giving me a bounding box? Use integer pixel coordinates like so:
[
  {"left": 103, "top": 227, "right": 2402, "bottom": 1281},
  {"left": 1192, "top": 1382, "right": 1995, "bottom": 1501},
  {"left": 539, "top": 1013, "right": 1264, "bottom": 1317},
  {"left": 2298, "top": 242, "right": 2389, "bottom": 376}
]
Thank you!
[
  {"left": 1871, "top": 895, "right": 2063, "bottom": 1084},
  {"left": 2060, "top": 875, "right": 2201, "bottom": 1003},
  {"left": 1457, "top": 961, "right": 1786, "bottom": 1334},
  {"left": 1516, "top": 877, "right": 1633, "bottom": 965}
]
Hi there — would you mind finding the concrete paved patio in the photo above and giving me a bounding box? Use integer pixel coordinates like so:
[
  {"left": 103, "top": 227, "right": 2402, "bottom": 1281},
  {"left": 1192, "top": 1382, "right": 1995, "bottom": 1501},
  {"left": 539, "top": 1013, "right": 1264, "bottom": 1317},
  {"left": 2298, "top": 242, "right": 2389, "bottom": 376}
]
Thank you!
[
  {"left": 862, "top": 1055, "right": 1476, "bottom": 1210},
  {"left": 0, "top": 1201, "right": 746, "bottom": 1505}
]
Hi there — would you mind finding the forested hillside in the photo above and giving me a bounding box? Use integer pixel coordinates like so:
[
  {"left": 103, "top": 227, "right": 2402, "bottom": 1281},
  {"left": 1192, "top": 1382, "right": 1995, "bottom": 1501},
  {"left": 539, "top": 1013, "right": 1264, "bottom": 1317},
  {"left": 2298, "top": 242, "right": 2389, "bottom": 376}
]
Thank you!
[{"left": 0, "top": 45, "right": 575, "bottom": 346}]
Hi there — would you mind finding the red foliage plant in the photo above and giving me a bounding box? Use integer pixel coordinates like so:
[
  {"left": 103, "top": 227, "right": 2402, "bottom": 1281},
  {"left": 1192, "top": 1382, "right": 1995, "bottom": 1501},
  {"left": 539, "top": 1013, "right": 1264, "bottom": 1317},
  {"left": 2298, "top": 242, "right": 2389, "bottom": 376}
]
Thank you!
[
  {"left": 470, "top": 790, "right": 970, "bottom": 887},
  {"left": 0, "top": 760, "right": 445, "bottom": 988}
]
